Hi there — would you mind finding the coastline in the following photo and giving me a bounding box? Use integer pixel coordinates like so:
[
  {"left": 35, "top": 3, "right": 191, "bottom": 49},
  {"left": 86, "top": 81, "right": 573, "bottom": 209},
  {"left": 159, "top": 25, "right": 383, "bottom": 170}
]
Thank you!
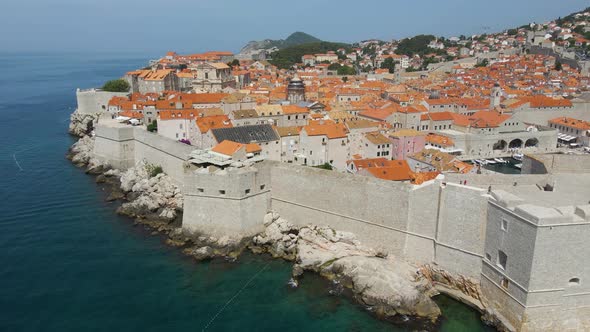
[{"left": 66, "top": 129, "right": 503, "bottom": 331}]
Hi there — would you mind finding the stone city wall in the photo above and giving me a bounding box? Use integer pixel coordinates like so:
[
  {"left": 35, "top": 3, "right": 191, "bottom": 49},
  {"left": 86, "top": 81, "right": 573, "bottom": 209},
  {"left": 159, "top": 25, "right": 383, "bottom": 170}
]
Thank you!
[
  {"left": 93, "top": 125, "right": 194, "bottom": 184},
  {"left": 182, "top": 167, "right": 271, "bottom": 237},
  {"left": 92, "top": 125, "right": 548, "bottom": 282},
  {"left": 522, "top": 153, "right": 590, "bottom": 174},
  {"left": 264, "top": 162, "right": 490, "bottom": 278},
  {"left": 76, "top": 89, "right": 127, "bottom": 115},
  {"left": 512, "top": 102, "right": 590, "bottom": 125}
]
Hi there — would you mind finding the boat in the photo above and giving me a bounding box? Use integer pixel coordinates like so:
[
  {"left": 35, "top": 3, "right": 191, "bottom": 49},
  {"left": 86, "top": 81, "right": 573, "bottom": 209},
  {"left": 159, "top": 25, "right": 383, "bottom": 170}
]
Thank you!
[
  {"left": 486, "top": 159, "right": 497, "bottom": 164},
  {"left": 474, "top": 159, "right": 485, "bottom": 165},
  {"left": 514, "top": 163, "right": 522, "bottom": 169},
  {"left": 512, "top": 153, "right": 524, "bottom": 161},
  {"left": 494, "top": 158, "right": 508, "bottom": 163}
]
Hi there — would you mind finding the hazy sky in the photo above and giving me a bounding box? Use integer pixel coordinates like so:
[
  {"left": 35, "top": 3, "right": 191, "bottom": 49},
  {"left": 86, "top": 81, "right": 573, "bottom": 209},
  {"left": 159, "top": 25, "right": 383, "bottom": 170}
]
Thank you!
[{"left": 1, "top": 0, "right": 588, "bottom": 55}]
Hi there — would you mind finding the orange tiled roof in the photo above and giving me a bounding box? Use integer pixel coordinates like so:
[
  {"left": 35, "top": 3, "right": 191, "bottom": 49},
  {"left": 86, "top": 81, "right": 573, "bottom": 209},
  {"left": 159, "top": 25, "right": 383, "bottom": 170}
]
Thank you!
[
  {"left": 303, "top": 121, "right": 348, "bottom": 139},
  {"left": 212, "top": 140, "right": 260, "bottom": 156},
  {"left": 196, "top": 115, "right": 233, "bottom": 133},
  {"left": 281, "top": 105, "right": 310, "bottom": 114},
  {"left": 549, "top": 117, "right": 590, "bottom": 131},
  {"left": 212, "top": 140, "right": 243, "bottom": 156},
  {"left": 426, "top": 133, "right": 454, "bottom": 147}
]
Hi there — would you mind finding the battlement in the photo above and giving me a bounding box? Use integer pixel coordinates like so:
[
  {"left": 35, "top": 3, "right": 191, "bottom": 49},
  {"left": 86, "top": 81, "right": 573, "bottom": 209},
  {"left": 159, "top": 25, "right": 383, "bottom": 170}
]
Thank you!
[
  {"left": 182, "top": 166, "right": 271, "bottom": 237},
  {"left": 90, "top": 122, "right": 590, "bottom": 331}
]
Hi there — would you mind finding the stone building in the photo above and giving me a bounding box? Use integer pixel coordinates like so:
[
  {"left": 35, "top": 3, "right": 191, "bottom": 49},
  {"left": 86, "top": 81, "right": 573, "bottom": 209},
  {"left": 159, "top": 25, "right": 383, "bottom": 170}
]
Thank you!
[
  {"left": 287, "top": 75, "right": 305, "bottom": 104},
  {"left": 192, "top": 62, "right": 236, "bottom": 92}
]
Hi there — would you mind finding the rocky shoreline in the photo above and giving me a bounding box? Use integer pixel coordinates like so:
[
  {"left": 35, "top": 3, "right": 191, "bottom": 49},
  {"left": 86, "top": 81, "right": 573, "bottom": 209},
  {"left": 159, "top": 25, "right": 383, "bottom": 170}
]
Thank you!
[{"left": 67, "top": 132, "right": 503, "bottom": 331}]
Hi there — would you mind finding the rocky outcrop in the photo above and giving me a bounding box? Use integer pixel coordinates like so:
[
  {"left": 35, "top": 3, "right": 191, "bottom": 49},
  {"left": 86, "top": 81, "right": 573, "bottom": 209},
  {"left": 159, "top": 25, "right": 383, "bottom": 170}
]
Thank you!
[
  {"left": 116, "top": 160, "right": 183, "bottom": 226},
  {"left": 250, "top": 212, "right": 442, "bottom": 323},
  {"left": 177, "top": 231, "right": 250, "bottom": 261},
  {"left": 418, "top": 265, "right": 483, "bottom": 305},
  {"left": 69, "top": 110, "right": 101, "bottom": 137},
  {"left": 418, "top": 263, "right": 513, "bottom": 331},
  {"left": 67, "top": 135, "right": 112, "bottom": 176},
  {"left": 67, "top": 135, "right": 184, "bottom": 233},
  {"left": 68, "top": 135, "right": 95, "bottom": 167}
]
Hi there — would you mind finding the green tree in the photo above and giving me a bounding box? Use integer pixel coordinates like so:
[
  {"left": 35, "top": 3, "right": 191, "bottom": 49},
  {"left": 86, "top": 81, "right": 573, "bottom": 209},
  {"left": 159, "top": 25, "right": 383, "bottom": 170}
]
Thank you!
[
  {"left": 102, "top": 79, "right": 130, "bottom": 92},
  {"left": 475, "top": 59, "right": 489, "bottom": 67},
  {"left": 268, "top": 41, "right": 351, "bottom": 69},
  {"left": 507, "top": 29, "right": 518, "bottom": 36},
  {"left": 337, "top": 65, "right": 356, "bottom": 75},
  {"left": 147, "top": 121, "right": 158, "bottom": 132},
  {"left": 555, "top": 60, "right": 563, "bottom": 71},
  {"left": 380, "top": 57, "right": 396, "bottom": 73},
  {"left": 228, "top": 59, "right": 240, "bottom": 67},
  {"left": 395, "top": 35, "right": 436, "bottom": 56},
  {"left": 342, "top": 76, "right": 348, "bottom": 83},
  {"left": 328, "top": 63, "right": 341, "bottom": 70}
]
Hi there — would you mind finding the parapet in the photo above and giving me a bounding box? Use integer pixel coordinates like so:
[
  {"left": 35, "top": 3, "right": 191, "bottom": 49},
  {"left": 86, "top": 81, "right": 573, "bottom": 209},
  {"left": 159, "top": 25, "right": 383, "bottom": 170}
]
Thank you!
[
  {"left": 490, "top": 190, "right": 525, "bottom": 209},
  {"left": 184, "top": 165, "right": 270, "bottom": 199}
]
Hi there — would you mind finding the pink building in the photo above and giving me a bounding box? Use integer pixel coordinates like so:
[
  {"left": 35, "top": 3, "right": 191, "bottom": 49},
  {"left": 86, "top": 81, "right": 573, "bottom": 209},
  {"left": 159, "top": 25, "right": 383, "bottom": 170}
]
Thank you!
[{"left": 389, "top": 129, "right": 426, "bottom": 160}]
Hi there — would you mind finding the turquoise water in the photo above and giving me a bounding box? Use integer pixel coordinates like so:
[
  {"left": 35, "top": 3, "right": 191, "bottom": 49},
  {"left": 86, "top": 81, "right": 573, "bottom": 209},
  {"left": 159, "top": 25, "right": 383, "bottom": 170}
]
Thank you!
[{"left": 0, "top": 53, "right": 494, "bottom": 331}]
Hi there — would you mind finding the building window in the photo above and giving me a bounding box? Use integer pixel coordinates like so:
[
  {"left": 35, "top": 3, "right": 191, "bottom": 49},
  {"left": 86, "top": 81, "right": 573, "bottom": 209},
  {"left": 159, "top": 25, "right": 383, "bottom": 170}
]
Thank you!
[
  {"left": 245, "top": 189, "right": 251, "bottom": 195},
  {"left": 485, "top": 253, "right": 491, "bottom": 261},
  {"left": 198, "top": 188, "right": 204, "bottom": 193},
  {"left": 497, "top": 250, "right": 507, "bottom": 270},
  {"left": 501, "top": 219, "right": 508, "bottom": 231},
  {"left": 219, "top": 190, "right": 226, "bottom": 196},
  {"left": 569, "top": 278, "right": 580, "bottom": 286},
  {"left": 260, "top": 184, "right": 266, "bottom": 190},
  {"left": 500, "top": 277, "right": 509, "bottom": 289}
]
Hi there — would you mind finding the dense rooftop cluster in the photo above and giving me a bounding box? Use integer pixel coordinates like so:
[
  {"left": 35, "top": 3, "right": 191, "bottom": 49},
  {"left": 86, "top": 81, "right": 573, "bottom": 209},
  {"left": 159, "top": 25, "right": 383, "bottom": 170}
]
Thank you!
[{"left": 102, "top": 7, "right": 590, "bottom": 182}]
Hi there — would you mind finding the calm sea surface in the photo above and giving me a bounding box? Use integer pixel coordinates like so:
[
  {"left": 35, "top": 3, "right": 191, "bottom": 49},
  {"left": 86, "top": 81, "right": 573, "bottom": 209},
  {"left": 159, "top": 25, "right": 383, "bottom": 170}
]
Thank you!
[{"left": 0, "top": 52, "right": 494, "bottom": 331}]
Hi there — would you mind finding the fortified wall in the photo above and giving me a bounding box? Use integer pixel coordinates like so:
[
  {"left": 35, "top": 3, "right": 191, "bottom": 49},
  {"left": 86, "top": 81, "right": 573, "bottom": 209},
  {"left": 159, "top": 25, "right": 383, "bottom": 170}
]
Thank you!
[
  {"left": 522, "top": 153, "right": 590, "bottom": 174},
  {"left": 93, "top": 122, "right": 490, "bottom": 277},
  {"left": 76, "top": 89, "right": 128, "bottom": 115},
  {"left": 92, "top": 122, "right": 590, "bottom": 331}
]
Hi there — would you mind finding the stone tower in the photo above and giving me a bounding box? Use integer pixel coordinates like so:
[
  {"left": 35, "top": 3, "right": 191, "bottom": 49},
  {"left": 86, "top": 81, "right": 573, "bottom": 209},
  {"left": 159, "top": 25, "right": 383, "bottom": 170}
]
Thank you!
[
  {"left": 491, "top": 83, "right": 502, "bottom": 109},
  {"left": 287, "top": 75, "right": 305, "bottom": 104}
]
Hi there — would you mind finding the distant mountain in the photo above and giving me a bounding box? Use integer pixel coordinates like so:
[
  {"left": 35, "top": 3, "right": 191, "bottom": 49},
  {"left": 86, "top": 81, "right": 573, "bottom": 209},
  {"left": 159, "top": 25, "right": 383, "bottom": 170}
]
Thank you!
[{"left": 240, "top": 32, "right": 322, "bottom": 54}]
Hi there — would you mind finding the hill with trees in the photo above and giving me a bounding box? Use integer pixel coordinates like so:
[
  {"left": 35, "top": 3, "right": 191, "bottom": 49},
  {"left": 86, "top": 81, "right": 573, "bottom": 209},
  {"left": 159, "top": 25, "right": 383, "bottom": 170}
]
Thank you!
[
  {"left": 394, "top": 35, "right": 437, "bottom": 56},
  {"left": 269, "top": 42, "right": 351, "bottom": 69},
  {"left": 240, "top": 32, "right": 322, "bottom": 53}
]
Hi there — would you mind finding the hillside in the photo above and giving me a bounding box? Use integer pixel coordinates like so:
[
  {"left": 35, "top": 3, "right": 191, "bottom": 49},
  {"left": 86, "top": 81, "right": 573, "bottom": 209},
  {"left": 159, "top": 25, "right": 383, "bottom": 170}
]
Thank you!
[
  {"left": 240, "top": 32, "right": 322, "bottom": 54},
  {"left": 269, "top": 41, "right": 351, "bottom": 69}
]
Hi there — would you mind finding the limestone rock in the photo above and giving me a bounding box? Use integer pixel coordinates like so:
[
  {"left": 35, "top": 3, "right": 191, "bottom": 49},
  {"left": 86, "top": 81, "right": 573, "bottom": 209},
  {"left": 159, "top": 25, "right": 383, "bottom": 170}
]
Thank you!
[
  {"left": 327, "top": 256, "right": 440, "bottom": 321},
  {"left": 159, "top": 208, "right": 177, "bottom": 221},
  {"left": 249, "top": 212, "right": 442, "bottom": 323},
  {"left": 69, "top": 110, "right": 100, "bottom": 137},
  {"left": 68, "top": 136, "right": 95, "bottom": 166},
  {"left": 186, "top": 246, "right": 215, "bottom": 260}
]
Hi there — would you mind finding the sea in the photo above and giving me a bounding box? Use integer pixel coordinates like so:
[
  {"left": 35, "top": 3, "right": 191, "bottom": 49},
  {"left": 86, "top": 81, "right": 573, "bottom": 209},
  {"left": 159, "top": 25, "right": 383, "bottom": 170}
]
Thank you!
[{"left": 0, "top": 52, "right": 495, "bottom": 332}]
